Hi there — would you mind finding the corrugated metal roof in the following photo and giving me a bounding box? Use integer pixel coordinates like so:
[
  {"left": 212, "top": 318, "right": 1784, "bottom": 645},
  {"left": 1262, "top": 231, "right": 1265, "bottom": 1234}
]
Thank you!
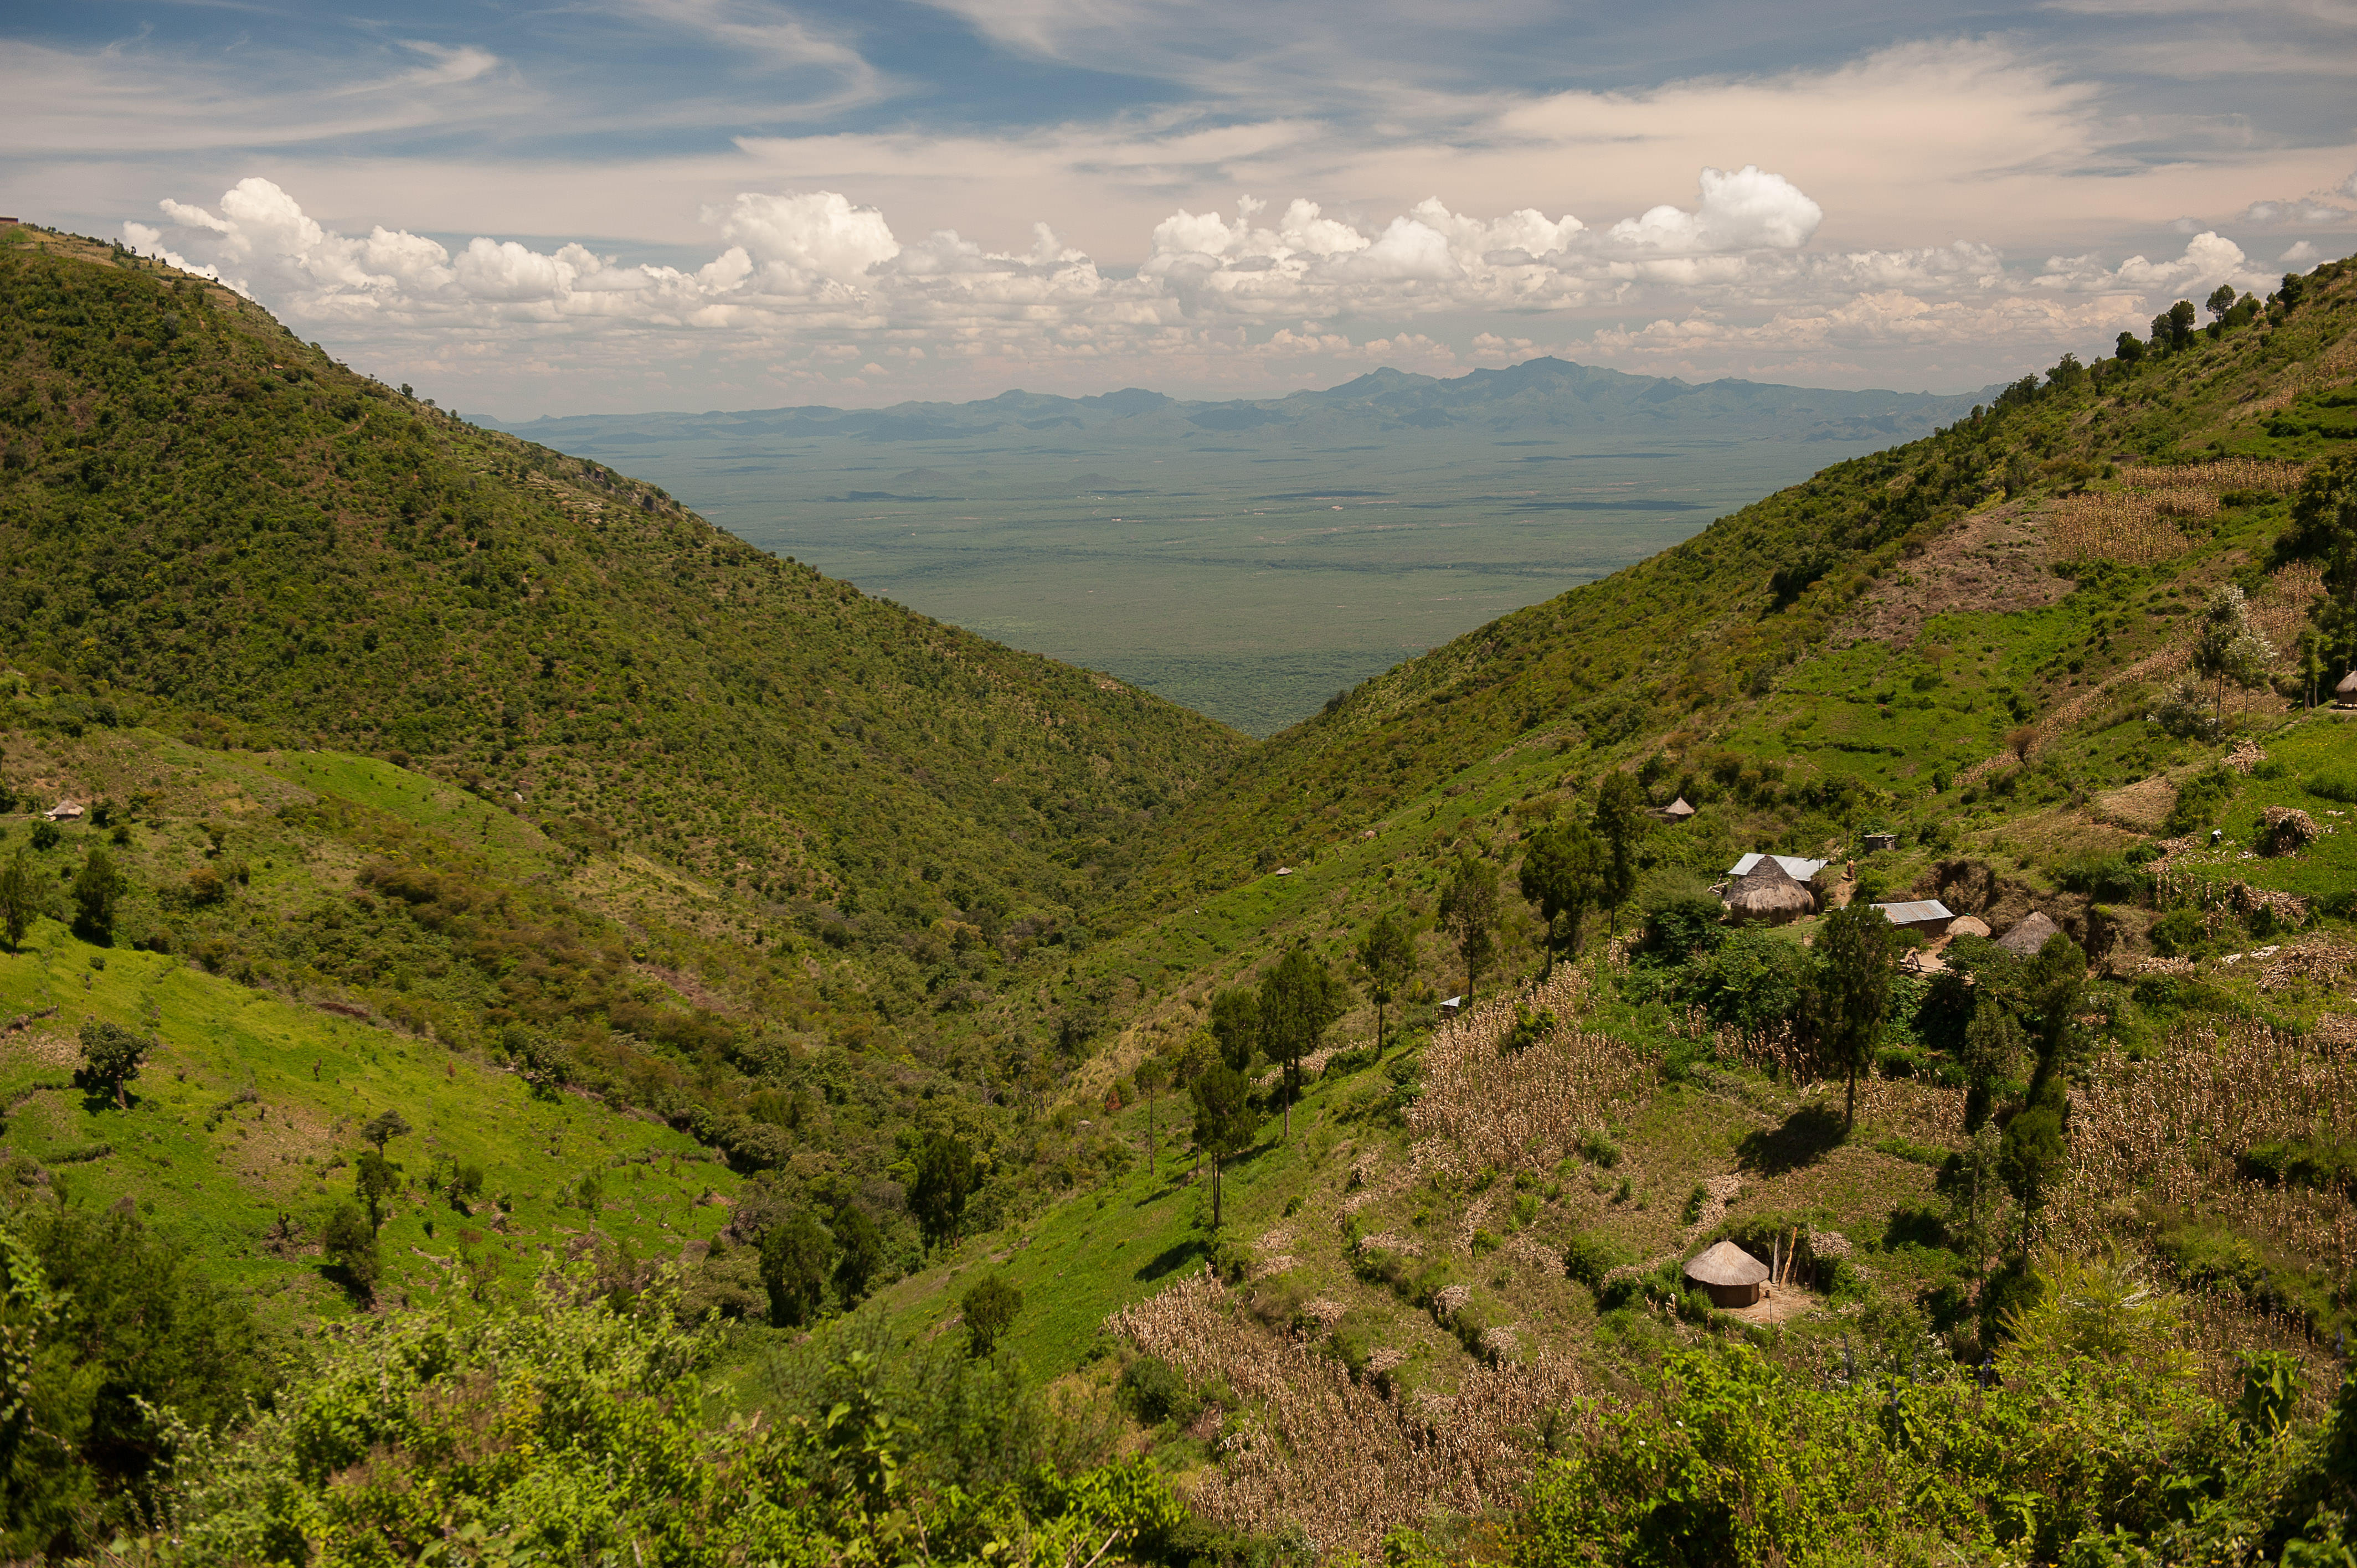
[
  {"left": 1874, "top": 900, "right": 1955, "bottom": 925},
  {"left": 1730, "top": 853, "right": 1829, "bottom": 880}
]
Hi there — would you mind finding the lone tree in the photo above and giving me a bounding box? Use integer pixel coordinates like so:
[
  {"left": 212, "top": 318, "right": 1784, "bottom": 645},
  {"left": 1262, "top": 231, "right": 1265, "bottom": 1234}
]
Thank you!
[
  {"left": 1208, "top": 987, "right": 1259, "bottom": 1072},
  {"left": 1519, "top": 818, "right": 1608, "bottom": 976},
  {"left": 361, "top": 1109, "right": 412, "bottom": 1153},
  {"left": 77, "top": 1020, "right": 155, "bottom": 1110},
  {"left": 831, "top": 1205, "right": 886, "bottom": 1308},
  {"left": 320, "top": 1199, "right": 380, "bottom": 1298},
  {"left": 1259, "top": 945, "right": 1345, "bottom": 1139},
  {"left": 0, "top": 849, "right": 38, "bottom": 952},
  {"left": 1189, "top": 1057, "right": 1257, "bottom": 1230},
  {"left": 1438, "top": 853, "right": 1501, "bottom": 998},
  {"left": 959, "top": 1274, "right": 1023, "bottom": 1358},
  {"left": 2191, "top": 585, "right": 2275, "bottom": 726},
  {"left": 70, "top": 848, "right": 126, "bottom": 943},
  {"left": 1134, "top": 1055, "right": 1171, "bottom": 1175},
  {"left": 1591, "top": 773, "right": 1651, "bottom": 936},
  {"left": 1353, "top": 911, "right": 1416, "bottom": 1058},
  {"left": 1812, "top": 902, "right": 1897, "bottom": 1131},
  {"left": 760, "top": 1208, "right": 834, "bottom": 1327},
  {"left": 353, "top": 1149, "right": 402, "bottom": 1232},
  {"left": 909, "top": 1130, "right": 980, "bottom": 1252}
]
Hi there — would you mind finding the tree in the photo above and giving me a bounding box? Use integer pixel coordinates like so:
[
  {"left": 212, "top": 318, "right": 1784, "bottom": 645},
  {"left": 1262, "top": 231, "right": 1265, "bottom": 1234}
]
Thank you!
[
  {"left": 70, "top": 848, "right": 125, "bottom": 943},
  {"left": 1812, "top": 903, "right": 1896, "bottom": 1131},
  {"left": 831, "top": 1205, "right": 886, "bottom": 1308},
  {"left": 1959, "top": 1000, "right": 2026, "bottom": 1135},
  {"left": 2150, "top": 298, "right": 2197, "bottom": 353},
  {"left": 1999, "top": 1085, "right": 2068, "bottom": 1230},
  {"left": 1259, "top": 945, "right": 1344, "bottom": 1139},
  {"left": 1519, "top": 819, "right": 1608, "bottom": 975},
  {"left": 361, "top": 1109, "right": 411, "bottom": 1153},
  {"left": 76, "top": 1020, "right": 153, "bottom": 1111},
  {"left": 1591, "top": 773, "right": 1650, "bottom": 936},
  {"left": 1189, "top": 1061, "right": 1257, "bottom": 1230},
  {"left": 1134, "top": 1056, "right": 1170, "bottom": 1175},
  {"left": 320, "top": 1200, "right": 380, "bottom": 1297},
  {"left": 2113, "top": 331, "right": 2145, "bottom": 366},
  {"left": 0, "top": 849, "right": 37, "bottom": 952},
  {"left": 2205, "top": 282, "right": 2238, "bottom": 319},
  {"left": 2190, "top": 585, "right": 2275, "bottom": 725},
  {"left": 1438, "top": 853, "right": 1500, "bottom": 998},
  {"left": 759, "top": 1208, "right": 833, "bottom": 1327},
  {"left": 909, "top": 1131, "right": 979, "bottom": 1252},
  {"left": 1353, "top": 912, "right": 1416, "bottom": 1058},
  {"left": 958, "top": 1274, "right": 1023, "bottom": 1358},
  {"left": 353, "top": 1151, "right": 402, "bottom": 1232},
  {"left": 1207, "top": 987, "right": 1259, "bottom": 1072}
]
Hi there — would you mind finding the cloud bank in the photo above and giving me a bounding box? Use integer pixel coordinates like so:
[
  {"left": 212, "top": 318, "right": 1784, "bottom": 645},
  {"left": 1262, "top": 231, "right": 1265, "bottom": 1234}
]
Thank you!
[{"left": 126, "top": 168, "right": 2303, "bottom": 412}]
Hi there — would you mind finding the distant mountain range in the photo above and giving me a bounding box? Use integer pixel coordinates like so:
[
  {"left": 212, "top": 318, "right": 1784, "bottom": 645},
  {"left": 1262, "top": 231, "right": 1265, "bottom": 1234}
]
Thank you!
[{"left": 486, "top": 357, "right": 1992, "bottom": 451}]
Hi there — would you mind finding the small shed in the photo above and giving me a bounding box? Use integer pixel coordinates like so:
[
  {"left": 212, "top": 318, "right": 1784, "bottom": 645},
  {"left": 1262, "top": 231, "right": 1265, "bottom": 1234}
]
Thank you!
[
  {"left": 1996, "top": 911, "right": 2063, "bottom": 958},
  {"left": 2337, "top": 670, "right": 2357, "bottom": 709},
  {"left": 1874, "top": 899, "right": 1956, "bottom": 937},
  {"left": 1437, "top": 996, "right": 1464, "bottom": 1020},
  {"left": 45, "top": 800, "right": 84, "bottom": 822},
  {"left": 1685, "top": 1241, "right": 1771, "bottom": 1308},
  {"left": 1655, "top": 796, "right": 1697, "bottom": 823},
  {"left": 1728, "top": 853, "right": 1830, "bottom": 881},
  {"left": 1861, "top": 831, "right": 1898, "bottom": 853},
  {"left": 1725, "top": 856, "right": 1816, "bottom": 925}
]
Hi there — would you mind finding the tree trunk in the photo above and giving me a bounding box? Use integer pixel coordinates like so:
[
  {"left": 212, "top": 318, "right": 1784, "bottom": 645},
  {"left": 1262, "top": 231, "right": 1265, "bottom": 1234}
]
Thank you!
[
  {"left": 1212, "top": 1158, "right": 1223, "bottom": 1229},
  {"left": 1845, "top": 1060, "right": 1858, "bottom": 1131},
  {"left": 1376, "top": 1000, "right": 1386, "bottom": 1057}
]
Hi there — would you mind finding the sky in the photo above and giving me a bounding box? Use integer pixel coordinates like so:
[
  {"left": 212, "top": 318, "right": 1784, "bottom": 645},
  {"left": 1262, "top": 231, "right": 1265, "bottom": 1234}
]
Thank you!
[{"left": 4, "top": 0, "right": 2355, "bottom": 416}]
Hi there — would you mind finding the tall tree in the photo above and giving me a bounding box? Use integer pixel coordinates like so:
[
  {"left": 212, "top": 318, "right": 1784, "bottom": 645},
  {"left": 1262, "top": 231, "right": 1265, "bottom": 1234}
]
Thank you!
[
  {"left": 1134, "top": 1056, "right": 1170, "bottom": 1176},
  {"left": 353, "top": 1151, "right": 402, "bottom": 1233},
  {"left": 361, "top": 1110, "right": 411, "bottom": 1154},
  {"left": 759, "top": 1209, "right": 833, "bottom": 1328},
  {"left": 1519, "top": 819, "right": 1608, "bottom": 976},
  {"left": 1259, "top": 946, "right": 1345, "bottom": 1139},
  {"left": 958, "top": 1275, "right": 1023, "bottom": 1358},
  {"left": 1812, "top": 903, "right": 1896, "bottom": 1131},
  {"left": 1189, "top": 1061, "right": 1257, "bottom": 1230},
  {"left": 909, "top": 1131, "right": 980, "bottom": 1253},
  {"left": 1438, "top": 854, "right": 1501, "bottom": 998},
  {"left": 1207, "top": 987, "right": 1259, "bottom": 1072},
  {"left": 831, "top": 1205, "right": 886, "bottom": 1308},
  {"left": 1591, "top": 773, "right": 1651, "bottom": 936},
  {"left": 0, "top": 849, "right": 37, "bottom": 952},
  {"left": 1353, "top": 912, "right": 1416, "bottom": 1058},
  {"left": 2191, "top": 586, "right": 2276, "bottom": 725},
  {"left": 70, "top": 849, "right": 125, "bottom": 943}
]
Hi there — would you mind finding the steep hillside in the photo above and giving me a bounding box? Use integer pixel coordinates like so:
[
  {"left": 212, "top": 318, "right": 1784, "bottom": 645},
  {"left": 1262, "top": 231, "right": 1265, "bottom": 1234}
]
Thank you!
[{"left": 0, "top": 228, "right": 1246, "bottom": 940}]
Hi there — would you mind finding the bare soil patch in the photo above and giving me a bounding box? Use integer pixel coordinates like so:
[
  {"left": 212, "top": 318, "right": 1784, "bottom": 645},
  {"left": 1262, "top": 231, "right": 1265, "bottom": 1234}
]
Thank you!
[{"left": 1839, "top": 505, "right": 2068, "bottom": 648}]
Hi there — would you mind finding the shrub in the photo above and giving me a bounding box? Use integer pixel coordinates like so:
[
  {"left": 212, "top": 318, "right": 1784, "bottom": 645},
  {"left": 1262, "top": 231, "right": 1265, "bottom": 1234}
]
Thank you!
[
  {"left": 959, "top": 1274, "right": 1023, "bottom": 1358},
  {"left": 2148, "top": 907, "right": 2209, "bottom": 958},
  {"left": 2304, "top": 771, "right": 2357, "bottom": 804},
  {"left": 1562, "top": 1231, "right": 1628, "bottom": 1290},
  {"left": 1118, "top": 1354, "right": 1201, "bottom": 1427}
]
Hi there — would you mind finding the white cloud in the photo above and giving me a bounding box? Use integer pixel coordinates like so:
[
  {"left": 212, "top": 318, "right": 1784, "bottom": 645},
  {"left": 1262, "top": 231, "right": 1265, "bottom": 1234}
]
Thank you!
[
  {"left": 2243, "top": 198, "right": 2356, "bottom": 224},
  {"left": 1605, "top": 166, "right": 1823, "bottom": 252},
  {"left": 2281, "top": 240, "right": 2320, "bottom": 264}
]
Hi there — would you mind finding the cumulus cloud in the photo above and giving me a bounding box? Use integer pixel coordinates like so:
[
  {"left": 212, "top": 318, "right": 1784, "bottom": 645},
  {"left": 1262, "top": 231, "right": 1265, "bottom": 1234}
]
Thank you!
[
  {"left": 2243, "top": 198, "right": 2356, "bottom": 225},
  {"left": 126, "top": 173, "right": 2338, "bottom": 409}
]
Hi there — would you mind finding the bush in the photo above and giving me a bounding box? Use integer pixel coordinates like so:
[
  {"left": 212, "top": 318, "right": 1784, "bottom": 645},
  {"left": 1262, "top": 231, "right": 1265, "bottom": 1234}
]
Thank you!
[
  {"left": 2162, "top": 765, "right": 2237, "bottom": 837},
  {"left": 1563, "top": 1231, "right": 1628, "bottom": 1290},
  {"left": 2149, "top": 907, "right": 2209, "bottom": 958},
  {"left": 1118, "top": 1354, "right": 1202, "bottom": 1427},
  {"left": 959, "top": 1274, "right": 1024, "bottom": 1358},
  {"left": 2304, "top": 771, "right": 2357, "bottom": 804}
]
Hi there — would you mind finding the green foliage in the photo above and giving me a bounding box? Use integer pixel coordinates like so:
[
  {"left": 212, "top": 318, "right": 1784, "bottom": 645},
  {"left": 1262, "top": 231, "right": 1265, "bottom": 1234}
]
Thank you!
[
  {"left": 0, "top": 850, "right": 37, "bottom": 952},
  {"left": 908, "top": 1131, "right": 979, "bottom": 1252},
  {"left": 360, "top": 1108, "right": 411, "bottom": 1152},
  {"left": 2150, "top": 906, "right": 2210, "bottom": 957},
  {"left": 1562, "top": 1231, "right": 1628, "bottom": 1291},
  {"left": 161, "top": 1277, "right": 1178, "bottom": 1566},
  {"left": 1810, "top": 902, "right": 1896, "bottom": 1126},
  {"left": 352, "top": 1149, "right": 401, "bottom": 1232},
  {"left": 318, "top": 1200, "right": 379, "bottom": 1297},
  {"left": 1439, "top": 853, "right": 1501, "bottom": 995},
  {"left": 1208, "top": 986, "right": 1260, "bottom": 1072},
  {"left": 2165, "top": 764, "right": 2240, "bottom": 837},
  {"left": 69, "top": 846, "right": 124, "bottom": 942},
  {"left": 959, "top": 1274, "right": 1023, "bottom": 1358},
  {"left": 1354, "top": 911, "right": 1416, "bottom": 1055},
  {"left": 0, "top": 1202, "right": 270, "bottom": 1559},
  {"left": 1675, "top": 928, "right": 1812, "bottom": 1034},
  {"left": 1520, "top": 817, "right": 1609, "bottom": 972},
  {"left": 1116, "top": 1354, "right": 1201, "bottom": 1427},
  {"left": 1190, "top": 1059, "right": 1258, "bottom": 1229},
  {"left": 830, "top": 1204, "right": 887, "bottom": 1307},
  {"left": 74, "top": 1019, "right": 152, "bottom": 1108},
  {"left": 760, "top": 1208, "right": 833, "bottom": 1328},
  {"left": 1259, "top": 945, "right": 1345, "bottom": 1133}
]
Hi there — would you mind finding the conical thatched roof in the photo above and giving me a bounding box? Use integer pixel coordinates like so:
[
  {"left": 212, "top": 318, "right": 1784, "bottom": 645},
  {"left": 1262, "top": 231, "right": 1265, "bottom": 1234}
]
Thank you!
[
  {"left": 1997, "top": 910, "right": 2062, "bottom": 957},
  {"left": 1685, "top": 1240, "right": 1771, "bottom": 1288},
  {"left": 2338, "top": 668, "right": 2357, "bottom": 698},
  {"left": 1948, "top": 915, "right": 1991, "bottom": 940},
  {"left": 1725, "top": 856, "right": 1815, "bottom": 924},
  {"left": 1658, "top": 796, "right": 1696, "bottom": 820}
]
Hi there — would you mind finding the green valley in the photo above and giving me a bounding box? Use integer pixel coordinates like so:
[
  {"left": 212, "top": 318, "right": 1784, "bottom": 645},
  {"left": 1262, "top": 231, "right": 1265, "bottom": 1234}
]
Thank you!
[{"left": 2, "top": 215, "right": 2356, "bottom": 1565}]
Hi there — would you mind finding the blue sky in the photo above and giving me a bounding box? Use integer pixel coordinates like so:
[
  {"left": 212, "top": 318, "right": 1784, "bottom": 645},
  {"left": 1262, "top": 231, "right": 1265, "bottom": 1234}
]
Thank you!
[{"left": 5, "top": 0, "right": 2354, "bottom": 414}]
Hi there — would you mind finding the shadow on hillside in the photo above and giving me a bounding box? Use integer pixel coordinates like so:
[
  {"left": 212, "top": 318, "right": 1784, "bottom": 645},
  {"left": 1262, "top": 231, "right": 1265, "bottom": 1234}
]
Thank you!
[
  {"left": 1738, "top": 1103, "right": 1847, "bottom": 1177},
  {"left": 1134, "top": 1237, "right": 1207, "bottom": 1283}
]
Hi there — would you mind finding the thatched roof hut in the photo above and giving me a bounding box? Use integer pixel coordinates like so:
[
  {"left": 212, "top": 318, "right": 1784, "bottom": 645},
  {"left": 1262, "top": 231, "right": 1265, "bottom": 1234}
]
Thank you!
[
  {"left": 1996, "top": 911, "right": 2062, "bottom": 958},
  {"left": 2337, "top": 669, "right": 2357, "bottom": 708},
  {"left": 1725, "top": 856, "right": 1815, "bottom": 925},
  {"left": 1948, "top": 915, "right": 1991, "bottom": 940},
  {"left": 1684, "top": 1241, "right": 1771, "bottom": 1308},
  {"left": 44, "top": 799, "right": 83, "bottom": 822},
  {"left": 1655, "top": 796, "right": 1697, "bottom": 822}
]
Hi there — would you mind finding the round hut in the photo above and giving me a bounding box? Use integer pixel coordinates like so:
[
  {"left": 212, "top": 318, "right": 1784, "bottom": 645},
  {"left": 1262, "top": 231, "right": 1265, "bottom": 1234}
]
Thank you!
[
  {"left": 1684, "top": 1241, "right": 1771, "bottom": 1308},
  {"left": 1724, "top": 856, "right": 1815, "bottom": 925},
  {"left": 1996, "top": 910, "right": 2062, "bottom": 958},
  {"left": 2337, "top": 669, "right": 2357, "bottom": 709},
  {"left": 1947, "top": 914, "right": 1991, "bottom": 940}
]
